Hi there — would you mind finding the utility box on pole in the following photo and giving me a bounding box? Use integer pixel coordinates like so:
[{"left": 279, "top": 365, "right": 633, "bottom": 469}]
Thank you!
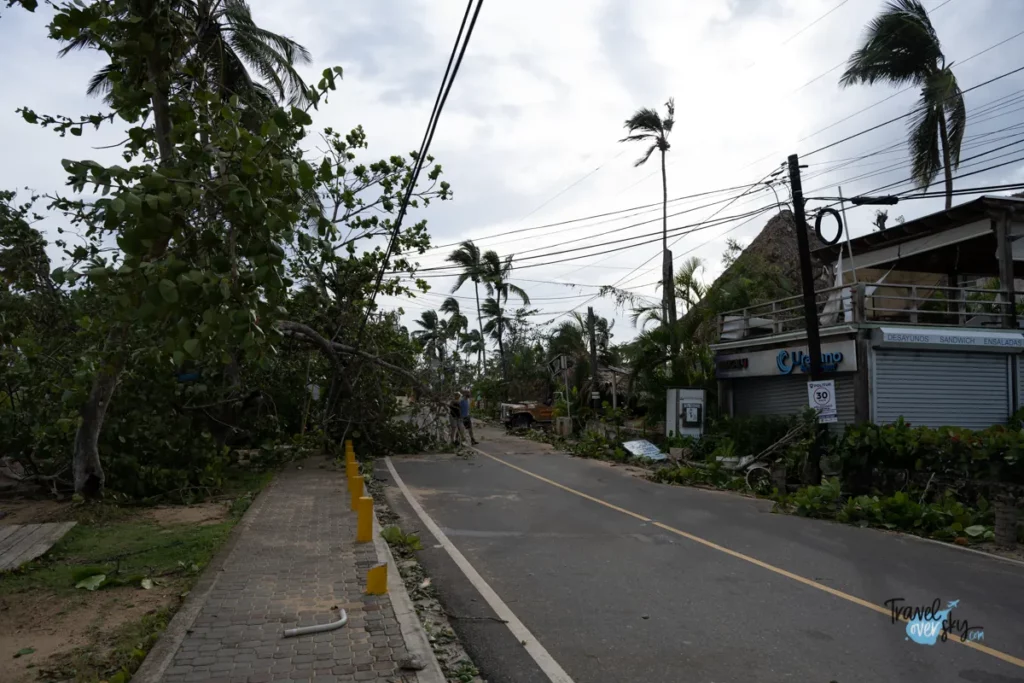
[{"left": 665, "top": 388, "right": 705, "bottom": 438}]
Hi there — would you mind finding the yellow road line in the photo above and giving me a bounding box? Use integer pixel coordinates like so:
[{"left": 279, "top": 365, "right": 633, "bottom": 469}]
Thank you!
[{"left": 473, "top": 447, "right": 1024, "bottom": 669}]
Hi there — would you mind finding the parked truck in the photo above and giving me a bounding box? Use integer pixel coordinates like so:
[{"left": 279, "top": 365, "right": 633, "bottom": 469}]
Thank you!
[{"left": 499, "top": 400, "right": 555, "bottom": 430}]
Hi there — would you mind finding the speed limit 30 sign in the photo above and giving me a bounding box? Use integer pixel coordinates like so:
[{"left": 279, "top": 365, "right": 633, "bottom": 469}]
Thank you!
[{"left": 807, "top": 380, "right": 838, "bottom": 423}]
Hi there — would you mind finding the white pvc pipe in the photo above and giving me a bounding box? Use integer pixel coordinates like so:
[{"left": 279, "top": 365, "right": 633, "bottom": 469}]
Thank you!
[{"left": 282, "top": 608, "right": 348, "bottom": 638}]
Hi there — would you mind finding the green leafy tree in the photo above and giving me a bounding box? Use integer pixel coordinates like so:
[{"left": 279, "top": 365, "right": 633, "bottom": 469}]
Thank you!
[
  {"left": 8, "top": 0, "right": 449, "bottom": 498},
  {"left": 447, "top": 240, "right": 488, "bottom": 371},
  {"left": 840, "top": 0, "right": 965, "bottom": 209},
  {"left": 621, "top": 98, "right": 677, "bottom": 348}
]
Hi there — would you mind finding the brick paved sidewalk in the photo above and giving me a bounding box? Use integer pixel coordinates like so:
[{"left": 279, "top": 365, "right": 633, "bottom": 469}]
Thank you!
[{"left": 156, "top": 461, "right": 415, "bottom": 683}]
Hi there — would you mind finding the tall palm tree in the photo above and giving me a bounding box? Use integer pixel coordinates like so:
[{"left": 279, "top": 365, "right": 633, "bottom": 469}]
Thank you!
[
  {"left": 840, "top": 0, "right": 965, "bottom": 209},
  {"left": 480, "top": 297, "right": 510, "bottom": 378},
  {"left": 447, "top": 240, "right": 488, "bottom": 371},
  {"left": 481, "top": 251, "right": 530, "bottom": 380},
  {"left": 63, "top": 0, "right": 312, "bottom": 107},
  {"left": 439, "top": 296, "right": 468, "bottom": 350},
  {"left": 621, "top": 98, "right": 677, "bottom": 349},
  {"left": 459, "top": 329, "right": 485, "bottom": 364},
  {"left": 412, "top": 310, "right": 445, "bottom": 366}
]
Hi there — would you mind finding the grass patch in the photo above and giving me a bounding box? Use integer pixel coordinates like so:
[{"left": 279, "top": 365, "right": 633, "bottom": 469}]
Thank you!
[{"left": 1, "top": 519, "right": 233, "bottom": 596}]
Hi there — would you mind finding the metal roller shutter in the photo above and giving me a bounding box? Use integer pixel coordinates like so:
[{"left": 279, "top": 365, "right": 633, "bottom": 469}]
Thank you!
[
  {"left": 873, "top": 349, "right": 1010, "bottom": 429},
  {"left": 733, "top": 374, "right": 855, "bottom": 424},
  {"left": 1018, "top": 357, "right": 1024, "bottom": 410}
]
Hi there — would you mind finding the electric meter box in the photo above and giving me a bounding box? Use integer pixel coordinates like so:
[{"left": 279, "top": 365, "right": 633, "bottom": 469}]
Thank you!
[{"left": 665, "top": 388, "right": 705, "bottom": 438}]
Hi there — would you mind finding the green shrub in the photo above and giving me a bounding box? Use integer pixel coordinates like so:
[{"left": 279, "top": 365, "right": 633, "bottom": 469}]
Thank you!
[{"left": 786, "top": 477, "right": 842, "bottom": 518}]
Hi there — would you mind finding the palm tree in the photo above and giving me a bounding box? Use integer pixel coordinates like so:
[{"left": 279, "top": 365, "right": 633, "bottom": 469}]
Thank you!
[
  {"left": 480, "top": 297, "right": 510, "bottom": 375},
  {"left": 674, "top": 256, "right": 707, "bottom": 314},
  {"left": 412, "top": 310, "right": 445, "bottom": 367},
  {"left": 439, "top": 296, "right": 468, "bottom": 356},
  {"left": 629, "top": 257, "right": 706, "bottom": 331},
  {"left": 63, "top": 0, "right": 312, "bottom": 107},
  {"left": 447, "top": 240, "right": 488, "bottom": 371},
  {"left": 480, "top": 251, "right": 530, "bottom": 380},
  {"left": 459, "top": 329, "right": 486, "bottom": 364},
  {"left": 621, "top": 98, "right": 677, "bottom": 348},
  {"left": 840, "top": 0, "right": 965, "bottom": 209}
]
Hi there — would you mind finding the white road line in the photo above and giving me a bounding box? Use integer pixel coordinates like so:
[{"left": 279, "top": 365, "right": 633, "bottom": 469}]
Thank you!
[{"left": 384, "top": 456, "right": 577, "bottom": 683}]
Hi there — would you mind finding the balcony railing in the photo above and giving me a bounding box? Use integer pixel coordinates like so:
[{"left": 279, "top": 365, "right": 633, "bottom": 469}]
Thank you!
[{"left": 719, "top": 282, "right": 1015, "bottom": 340}]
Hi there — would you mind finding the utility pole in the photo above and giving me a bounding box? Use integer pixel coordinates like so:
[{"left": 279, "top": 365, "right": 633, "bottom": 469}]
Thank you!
[
  {"left": 788, "top": 153, "right": 824, "bottom": 485},
  {"left": 588, "top": 307, "right": 599, "bottom": 414}
]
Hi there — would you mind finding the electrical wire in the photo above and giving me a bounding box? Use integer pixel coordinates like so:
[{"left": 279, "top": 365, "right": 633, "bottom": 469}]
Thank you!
[
  {"left": 802, "top": 63, "right": 1024, "bottom": 159},
  {"left": 356, "top": 0, "right": 484, "bottom": 341},
  {"left": 422, "top": 181, "right": 757, "bottom": 253}
]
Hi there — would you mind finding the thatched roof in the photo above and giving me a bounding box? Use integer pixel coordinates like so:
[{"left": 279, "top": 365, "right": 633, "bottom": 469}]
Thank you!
[{"left": 681, "top": 210, "right": 832, "bottom": 342}]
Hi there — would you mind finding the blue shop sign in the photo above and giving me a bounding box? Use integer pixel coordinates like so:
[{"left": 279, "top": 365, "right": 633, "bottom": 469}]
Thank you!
[{"left": 776, "top": 349, "right": 844, "bottom": 374}]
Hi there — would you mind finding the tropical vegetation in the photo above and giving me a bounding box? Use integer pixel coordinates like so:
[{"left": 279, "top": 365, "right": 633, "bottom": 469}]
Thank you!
[{"left": 840, "top": 0, "right": 965, "bottom": 209}]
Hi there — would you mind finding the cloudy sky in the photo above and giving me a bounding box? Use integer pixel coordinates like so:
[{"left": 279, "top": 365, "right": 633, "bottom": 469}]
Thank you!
[{"left": 2, "top": 0, "right": 1023, "bottom": 346}]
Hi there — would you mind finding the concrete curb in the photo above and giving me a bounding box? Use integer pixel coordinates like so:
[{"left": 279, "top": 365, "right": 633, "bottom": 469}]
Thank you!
[
  {"left": 133, "top": 477, "right": 277, "bottom": 683},
  {"left": 371, "top": 512, "right": 447, "bottom": 683}
]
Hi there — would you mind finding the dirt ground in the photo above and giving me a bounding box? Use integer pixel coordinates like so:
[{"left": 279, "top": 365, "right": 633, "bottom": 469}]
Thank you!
[
  {"left": 0, "top": 583, "right": 181, "bottom": 682},
  {"left": 0, "top": 497, "right": 231, "bottom": 681},
  {"left": 0, "top": 499, "right": 65, "bottom": 525},
  {"left": 146, "top": 501, "right": 229, "bottom": 526}
]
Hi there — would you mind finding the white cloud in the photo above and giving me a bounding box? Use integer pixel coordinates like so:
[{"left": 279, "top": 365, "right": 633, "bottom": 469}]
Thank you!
[{"left": 2, "top": 0, "right": 1022, "bottom": 345}]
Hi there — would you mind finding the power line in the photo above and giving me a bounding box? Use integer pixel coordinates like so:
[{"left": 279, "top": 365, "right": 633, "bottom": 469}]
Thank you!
[
  {"left": 803, "top": 63, "right": 1024, "bottom": 159},
  {"left": 781, "top": 0, "right": 851, "bottom": 46},
  {"left": 414, "top": 204, "right": 779, "bottom": 275},
  {"left": 358, "top": 0, "right": 484, "bottom": 339},
  {"left": 423, "top": 182, "right": 755, "bottom": 253}
]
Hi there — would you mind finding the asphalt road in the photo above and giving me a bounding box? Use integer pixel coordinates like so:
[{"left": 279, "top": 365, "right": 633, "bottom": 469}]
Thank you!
[{"left": 379, "top": 426, "right": 1024, "bottom": 683}]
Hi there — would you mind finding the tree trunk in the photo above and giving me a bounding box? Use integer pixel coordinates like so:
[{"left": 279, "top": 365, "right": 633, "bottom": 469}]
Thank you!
[
  {"left": 70, "top": 19, "right": 179, "bottom": 498},
  {"left": 497, "top": 317, "right": 507, "bottom": 385},
  {"left": 937, "top": 110, "right": 954, "bottom": 210},
  {"left": 474, "top": 280, "right": 486, "bottom": 372},
  {"left": 661, "top": 149, "right": 678, "bottom": 357},
  {"left": 73, "top": 357, "right": 122, "bottom": 497}
]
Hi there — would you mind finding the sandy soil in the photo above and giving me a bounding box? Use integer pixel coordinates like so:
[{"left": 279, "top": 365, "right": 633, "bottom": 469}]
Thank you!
[
  {"left": 0, "top": 584, "right": 180, "bottom": 683},
  {"left": 0, "top": 499, "right": 65, "bottom": 525},
  {"left": 146, "top": 501, "right": 228, "bottom": 526}
]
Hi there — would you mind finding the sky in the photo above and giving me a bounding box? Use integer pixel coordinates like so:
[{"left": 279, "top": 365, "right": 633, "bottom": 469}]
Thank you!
[{"left": 2, "top": 0, "right": 1024, "bottom": 348}]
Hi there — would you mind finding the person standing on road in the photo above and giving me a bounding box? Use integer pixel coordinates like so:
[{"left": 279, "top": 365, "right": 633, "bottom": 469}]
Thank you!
[
  {"left": 448, "top": 393, "right": 464, "bottom": 445},
  {"left": 460, "top": 389, "right": 478, "bottom": 445}
]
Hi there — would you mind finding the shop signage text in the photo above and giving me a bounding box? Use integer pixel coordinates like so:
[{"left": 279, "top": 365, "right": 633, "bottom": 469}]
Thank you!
[
  {"left": 777, "top": 349, "right": 845, "bottom": 374},
  {"left": 714, "top": 339, "right": 857, "bottom": 378},
  {"left": 878, "top": 327, "right": 1024, "bottom": 351}
]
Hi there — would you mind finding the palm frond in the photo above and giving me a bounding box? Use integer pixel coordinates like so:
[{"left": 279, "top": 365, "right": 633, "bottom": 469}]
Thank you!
[
  {"left": 839, "top": 0, "right": 943, "bottom": 88},
  {"left": 507, "top": 282, "right": 530, "bottom": 305},
  {"left": 908, "top": 88, "right": 943, "bottom": 190},
  {"left": 622, "top": 107, "right": 664, "bottom": 136},
  {"left": 633, "top": 143, "right": 658, "bottom": 168},
  {"left": 942, "top": 73, "right": 966, "bottom": 168}
]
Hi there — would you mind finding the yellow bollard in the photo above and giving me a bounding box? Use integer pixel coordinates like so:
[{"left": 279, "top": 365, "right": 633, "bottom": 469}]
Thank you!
[
  {"left": 356, "top": 496, "right": 373, "bottom": 543},
  {"left": 366, "top": 563, "right": 387, "bottom": 595},
  {"left": 345, "top": 459, "right": 357, "bottom": 487},
  {"left": 349, "top": 476, "right": 362, "bottom": 511},
  {"left": 345, "top": 439, "right": 354, "bottom": 453},
  {"left": 345, "top": 449, "right": 356, "bottom": 466}
]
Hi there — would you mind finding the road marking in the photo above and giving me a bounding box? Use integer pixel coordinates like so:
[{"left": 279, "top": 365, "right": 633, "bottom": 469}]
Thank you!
[
  {"left": 472, "top": 446, "right": 1024, "bottom": 670},
  {"left": 384, "top": 457, "right": 577, "bottom": 683}
]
